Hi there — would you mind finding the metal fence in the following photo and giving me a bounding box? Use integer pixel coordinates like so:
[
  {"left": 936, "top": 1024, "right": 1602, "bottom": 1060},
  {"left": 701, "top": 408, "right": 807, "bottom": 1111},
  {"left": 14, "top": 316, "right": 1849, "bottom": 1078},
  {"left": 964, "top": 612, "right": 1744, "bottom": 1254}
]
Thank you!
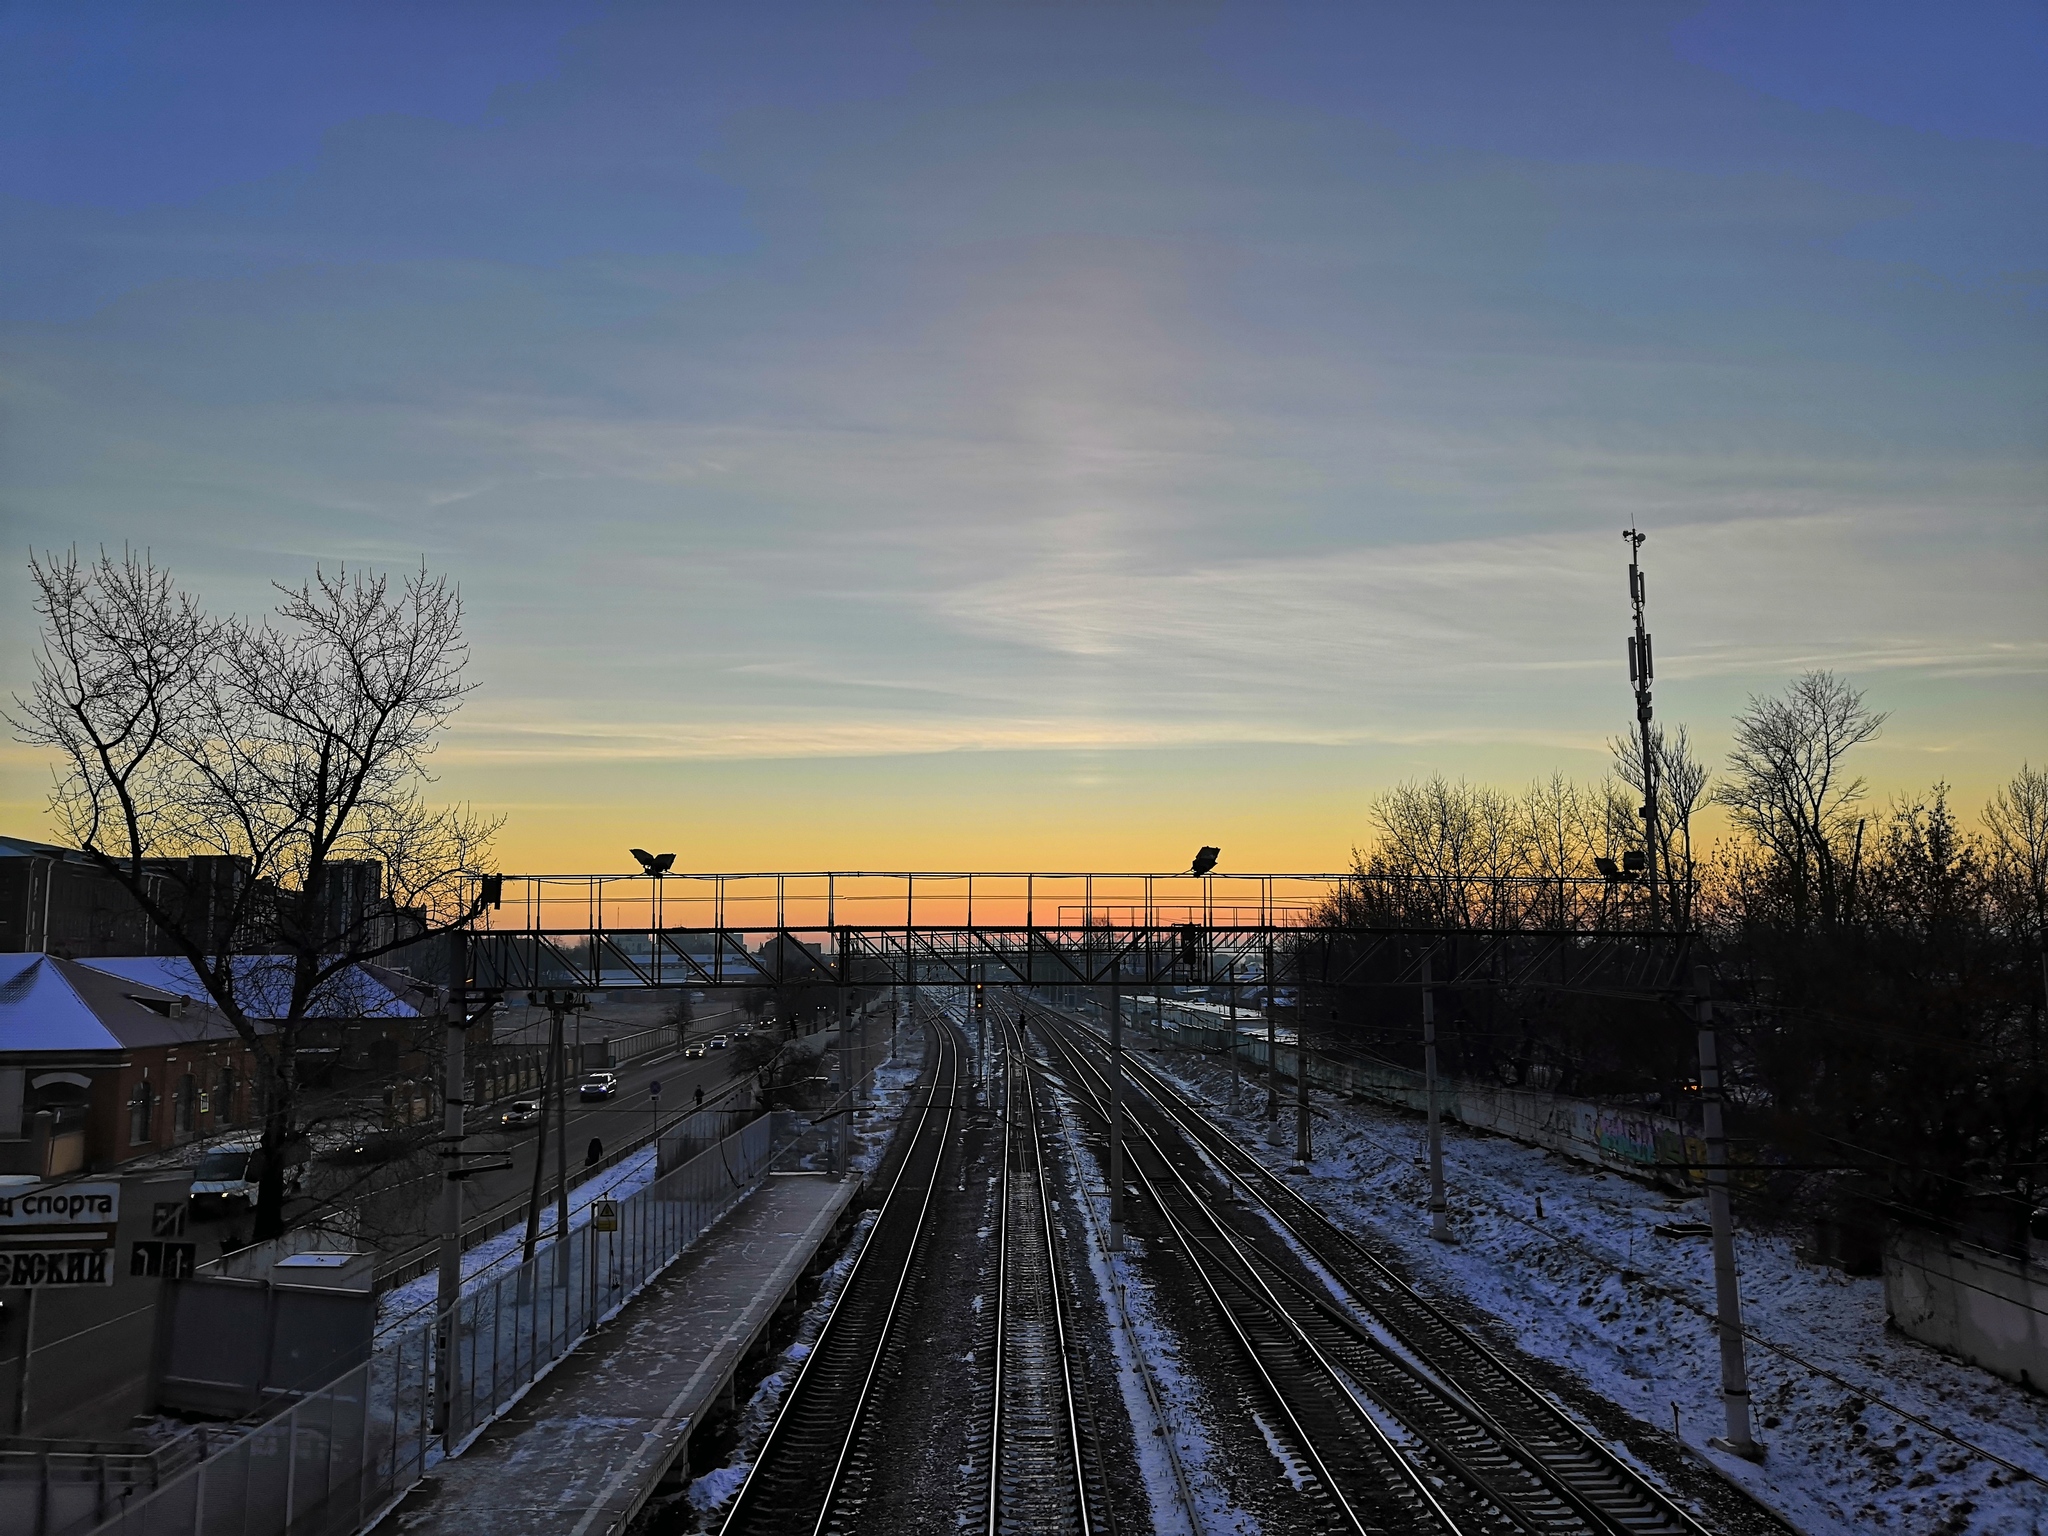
[
  {"left": 602, "top": 1026, "right": 674, "bottom": 1066},
  {"left": 77, "top": 1114, "right": 778, "bottom": 1536}
]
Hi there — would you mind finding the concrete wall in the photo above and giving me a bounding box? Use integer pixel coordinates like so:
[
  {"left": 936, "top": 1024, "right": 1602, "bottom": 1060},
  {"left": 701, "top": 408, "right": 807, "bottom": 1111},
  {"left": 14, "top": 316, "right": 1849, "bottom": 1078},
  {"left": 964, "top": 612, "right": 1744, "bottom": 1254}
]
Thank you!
[
  {"left": 1136, "top": 1006, "right": 1701, "bottom": 1188},
  {"left": 1884, "top": 1228, "right": 2048, "bottom": 1390},
  {"left": 0, "top": 1169, "right": 194, "bottom": 1438}
]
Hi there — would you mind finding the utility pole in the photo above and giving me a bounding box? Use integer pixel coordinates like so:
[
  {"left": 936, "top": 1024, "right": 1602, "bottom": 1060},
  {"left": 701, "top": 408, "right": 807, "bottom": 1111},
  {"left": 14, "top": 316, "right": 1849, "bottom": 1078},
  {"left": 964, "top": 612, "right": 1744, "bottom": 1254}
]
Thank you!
[
  {"left": 1264, "top": 936, "right": 1279, "bottom": 1122},
  {"left": 1422, "top": 951, "right": 1450, "bottom": 1242},
  {"left": 835, "top": 981, "right": 852, "bottom": 1179},
  {"left": 521, "top": 998, "right": 563, "bottom": 1270},
  {"left": 553, "top": 1001, "right": 570, "bottom": 1288},
  {"left": 1292, "top": 977, "right": 1312, "bottom": 1171},
  {"left": 1108, "top": 953, "right": 1125, "bottom": 1253},
  {"left": 434, "top": 930, "right": 467, "bottom": 1438},
  {"left": 1625, "top": 527, "right": 1662, "bottom": 927},
  {"left": 1695, "top": 967, "right": 1760, "bottom": 1457},
  {"left": 1227, "top": 961, "right": 1240, "bottom": 1110}
]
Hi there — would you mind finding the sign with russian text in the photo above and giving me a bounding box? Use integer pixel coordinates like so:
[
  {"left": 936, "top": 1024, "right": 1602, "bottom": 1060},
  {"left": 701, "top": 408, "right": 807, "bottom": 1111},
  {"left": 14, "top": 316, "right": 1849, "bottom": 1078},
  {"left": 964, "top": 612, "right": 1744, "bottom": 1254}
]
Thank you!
[
  {"left": 4, "top": 1248, "right": 115, "bottom": 1287},
  {"left": 0, "top": 1183, "right": 120, "bottom": 1227}
]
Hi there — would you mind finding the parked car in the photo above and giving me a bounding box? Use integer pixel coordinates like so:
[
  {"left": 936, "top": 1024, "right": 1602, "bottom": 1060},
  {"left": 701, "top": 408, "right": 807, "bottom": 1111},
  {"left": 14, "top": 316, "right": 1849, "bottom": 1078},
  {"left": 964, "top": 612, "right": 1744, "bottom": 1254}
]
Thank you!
[
  {"left": 708, "top": 1034, "right": 730, "bottom": 1050},
  {"left": 682, "top": 1041, "right": 706, "bottom": 1059},
  {"left": 189, "top": 1141, "right": 306, "bottom": 1216},
  {"left": 498, "top": 1099, "right": 543, "bottom": 1130},
  {"left": 579, "top": 1071, "right": 620, "bottom": 1101}
]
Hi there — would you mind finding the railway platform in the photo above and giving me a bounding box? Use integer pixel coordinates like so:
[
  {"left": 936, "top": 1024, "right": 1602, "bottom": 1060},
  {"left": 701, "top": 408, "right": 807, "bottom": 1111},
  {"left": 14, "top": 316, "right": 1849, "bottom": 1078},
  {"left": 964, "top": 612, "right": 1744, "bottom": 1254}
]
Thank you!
[{"left": 373, "top": 1170, "right": 862, "bottom": 1536}]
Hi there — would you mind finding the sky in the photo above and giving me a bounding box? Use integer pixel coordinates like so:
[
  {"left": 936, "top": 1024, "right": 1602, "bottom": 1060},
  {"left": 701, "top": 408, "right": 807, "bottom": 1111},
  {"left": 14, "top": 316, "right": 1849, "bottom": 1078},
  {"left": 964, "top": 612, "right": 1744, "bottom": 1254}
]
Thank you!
[{"left": 1, "top": 0, "right": 2043, "bottom": 875}]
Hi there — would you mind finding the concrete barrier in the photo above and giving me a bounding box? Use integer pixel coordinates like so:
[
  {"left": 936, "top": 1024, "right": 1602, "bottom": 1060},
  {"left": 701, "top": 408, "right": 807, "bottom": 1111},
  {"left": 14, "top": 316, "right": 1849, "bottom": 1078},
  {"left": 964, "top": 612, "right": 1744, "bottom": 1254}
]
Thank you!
[{"left": 1884, "top": 1228, "right": 2048, "bottom": 1390}]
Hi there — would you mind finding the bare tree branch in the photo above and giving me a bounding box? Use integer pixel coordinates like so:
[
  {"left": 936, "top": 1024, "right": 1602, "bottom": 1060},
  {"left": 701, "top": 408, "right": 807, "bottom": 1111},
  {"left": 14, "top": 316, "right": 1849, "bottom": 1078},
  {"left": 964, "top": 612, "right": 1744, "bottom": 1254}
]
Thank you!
[{"left": 9, "top": 550, "right": 500, "bottom": 1239}]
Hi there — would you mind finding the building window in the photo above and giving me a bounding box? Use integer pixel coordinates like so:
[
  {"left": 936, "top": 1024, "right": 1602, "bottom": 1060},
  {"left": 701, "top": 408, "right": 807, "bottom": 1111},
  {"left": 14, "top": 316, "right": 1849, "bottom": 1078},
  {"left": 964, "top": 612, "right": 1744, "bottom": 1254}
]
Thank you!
[
  {"left": 174, "top": 1074, "right": 196, "bottom": 1138},
  {"left": 128, "top": 1080, "right": 156, "bottom": 1146}
]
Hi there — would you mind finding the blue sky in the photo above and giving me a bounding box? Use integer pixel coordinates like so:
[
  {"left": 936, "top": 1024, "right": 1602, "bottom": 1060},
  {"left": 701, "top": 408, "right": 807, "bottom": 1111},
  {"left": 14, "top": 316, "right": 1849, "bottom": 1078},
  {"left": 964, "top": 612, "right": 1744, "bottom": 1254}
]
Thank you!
[{"left": 2, "top": 1, "right": 2043, "bottom": 870}]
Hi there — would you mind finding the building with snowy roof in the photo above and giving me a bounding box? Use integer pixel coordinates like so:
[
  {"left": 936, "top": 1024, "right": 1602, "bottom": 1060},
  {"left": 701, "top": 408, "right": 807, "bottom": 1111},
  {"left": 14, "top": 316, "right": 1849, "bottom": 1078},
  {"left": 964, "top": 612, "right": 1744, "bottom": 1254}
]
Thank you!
[{"left": 0, "top": 952, "right": 261, "bottom": 1178}]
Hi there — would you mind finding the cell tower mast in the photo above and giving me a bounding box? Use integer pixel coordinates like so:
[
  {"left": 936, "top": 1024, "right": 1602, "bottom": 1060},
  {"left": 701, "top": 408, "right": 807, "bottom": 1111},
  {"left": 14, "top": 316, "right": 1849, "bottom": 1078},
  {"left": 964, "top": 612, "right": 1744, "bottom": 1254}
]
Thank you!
[{"left": 1624, "top": 528, "right": 1662, "bottom": 926}]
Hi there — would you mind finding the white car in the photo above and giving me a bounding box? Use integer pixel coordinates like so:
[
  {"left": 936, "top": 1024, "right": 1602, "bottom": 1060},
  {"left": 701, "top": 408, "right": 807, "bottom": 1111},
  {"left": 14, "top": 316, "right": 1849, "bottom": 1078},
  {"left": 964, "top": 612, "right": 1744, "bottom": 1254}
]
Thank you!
[
  {"left": 578, "top": 1071, "right": 620, "bottom": 1101},
  {"left": 683, "top": 1041, "right": 706, "bottom": 1059},
  {"left": 189, "top": 1142, "right": 305, "bottom": 1214},
  {"left": 708, "top": 1034, "right": 730, "bottom": 1050}
]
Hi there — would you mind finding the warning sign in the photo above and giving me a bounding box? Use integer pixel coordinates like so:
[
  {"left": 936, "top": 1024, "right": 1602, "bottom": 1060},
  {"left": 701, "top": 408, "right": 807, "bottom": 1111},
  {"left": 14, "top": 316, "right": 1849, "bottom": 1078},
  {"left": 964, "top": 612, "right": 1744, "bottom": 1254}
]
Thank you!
[{"left": 591, "top": 1200, "right": 619, "bottom": 1232}]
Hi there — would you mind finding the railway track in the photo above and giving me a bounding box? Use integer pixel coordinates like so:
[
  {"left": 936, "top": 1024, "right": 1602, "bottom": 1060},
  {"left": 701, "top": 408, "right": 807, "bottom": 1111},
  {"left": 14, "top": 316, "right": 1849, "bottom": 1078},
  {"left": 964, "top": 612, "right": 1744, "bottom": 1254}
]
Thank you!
[
  {"left": 985, "top": 1014, "right": 1109, "bottom": 1536},
  {"left": 718, "top": 999, "right": 964, "bottom": 1536},
  {"left": 1020, "top": 995, "right": 1715, "bottom": 1536}
]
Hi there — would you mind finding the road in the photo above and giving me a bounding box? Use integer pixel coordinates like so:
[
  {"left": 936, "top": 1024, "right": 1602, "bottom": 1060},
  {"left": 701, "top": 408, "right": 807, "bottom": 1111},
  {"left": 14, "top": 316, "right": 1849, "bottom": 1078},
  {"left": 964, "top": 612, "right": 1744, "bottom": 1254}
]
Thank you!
[{"left": 189, "top": 1006, "right": 765, "bottom": 1265}]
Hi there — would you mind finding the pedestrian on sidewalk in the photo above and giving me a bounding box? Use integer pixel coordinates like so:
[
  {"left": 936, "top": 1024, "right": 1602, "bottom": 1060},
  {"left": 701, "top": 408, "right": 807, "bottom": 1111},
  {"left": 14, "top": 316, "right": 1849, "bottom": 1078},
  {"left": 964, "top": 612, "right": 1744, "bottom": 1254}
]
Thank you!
[{"left": 585, "top": 1136, "right": 602, "bottom": 1168}]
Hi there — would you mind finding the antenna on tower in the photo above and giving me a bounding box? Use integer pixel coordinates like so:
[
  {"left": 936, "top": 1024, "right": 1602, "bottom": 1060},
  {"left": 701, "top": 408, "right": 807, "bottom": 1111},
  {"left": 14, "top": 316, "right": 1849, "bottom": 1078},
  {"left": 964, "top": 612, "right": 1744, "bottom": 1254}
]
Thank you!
[{"left": 1623, "top": 527, "right": 1662, "bottom": 926}]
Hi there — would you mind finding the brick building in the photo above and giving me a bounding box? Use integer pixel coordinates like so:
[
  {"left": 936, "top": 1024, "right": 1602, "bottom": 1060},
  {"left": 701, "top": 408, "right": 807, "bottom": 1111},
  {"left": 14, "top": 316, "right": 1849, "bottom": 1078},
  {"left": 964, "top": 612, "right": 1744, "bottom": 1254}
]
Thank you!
[{"left": 0, "top": 952, "right": 262, "bottom": 1177}]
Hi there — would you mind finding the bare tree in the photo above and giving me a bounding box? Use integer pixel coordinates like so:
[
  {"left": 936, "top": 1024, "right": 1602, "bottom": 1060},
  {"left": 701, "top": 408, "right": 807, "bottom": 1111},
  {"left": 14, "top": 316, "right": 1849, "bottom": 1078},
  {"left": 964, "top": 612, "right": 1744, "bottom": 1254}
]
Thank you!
[
  {"left": 11, "top": 549, "right": 499, "bottom": 1237},
  {"left": 1713, "top": 670, "right": 1885, "bottom": 931},
  {"left": 1365, "top": 776, "right": 1513, "bottom": 926},
  {"left": 1520, "top": 773, "right": 1602, "bottom": 927},
  {"left": 1986, "top": 763, "right": 2048, "bottom": 1007}
]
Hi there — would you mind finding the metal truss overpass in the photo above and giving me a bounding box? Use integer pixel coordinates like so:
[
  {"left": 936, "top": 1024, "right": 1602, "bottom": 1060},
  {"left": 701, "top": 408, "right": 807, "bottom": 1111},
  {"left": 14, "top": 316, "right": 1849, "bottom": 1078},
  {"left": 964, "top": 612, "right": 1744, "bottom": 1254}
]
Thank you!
[{"left": 452, "top": 869, "right": 1694, "bottom": 1000}]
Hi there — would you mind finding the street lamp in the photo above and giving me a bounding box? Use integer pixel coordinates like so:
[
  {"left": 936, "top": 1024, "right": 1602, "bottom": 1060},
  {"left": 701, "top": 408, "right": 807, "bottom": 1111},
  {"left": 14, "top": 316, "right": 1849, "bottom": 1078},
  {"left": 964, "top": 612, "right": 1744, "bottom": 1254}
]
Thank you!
[{"left": 630, "top": 848, "right": 676, "bottom": 952}]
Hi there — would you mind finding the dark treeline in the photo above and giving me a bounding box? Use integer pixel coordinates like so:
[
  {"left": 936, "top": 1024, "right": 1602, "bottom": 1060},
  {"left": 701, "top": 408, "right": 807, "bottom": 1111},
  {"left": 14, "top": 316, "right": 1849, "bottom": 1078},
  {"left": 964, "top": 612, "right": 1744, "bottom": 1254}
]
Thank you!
[{"left": 1308, "top": 671, "right": 2048, "bottom": 1254}]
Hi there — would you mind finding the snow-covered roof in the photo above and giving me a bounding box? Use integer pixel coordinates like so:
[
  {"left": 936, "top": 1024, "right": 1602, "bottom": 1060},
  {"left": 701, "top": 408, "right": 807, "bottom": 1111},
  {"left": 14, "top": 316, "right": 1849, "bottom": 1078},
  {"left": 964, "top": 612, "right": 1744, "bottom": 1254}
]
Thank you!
[
  {"left": 74, "top": 956, "right": 424, "bottom": 1021},
  {"left": 0, "top": 952, "right": 247, "bottom": 1054}
]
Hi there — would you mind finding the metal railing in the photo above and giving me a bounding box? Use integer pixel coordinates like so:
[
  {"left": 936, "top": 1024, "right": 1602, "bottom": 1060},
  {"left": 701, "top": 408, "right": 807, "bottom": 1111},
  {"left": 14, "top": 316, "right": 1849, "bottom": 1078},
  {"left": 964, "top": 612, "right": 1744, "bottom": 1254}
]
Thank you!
[
  {"left": 451, "top": 867, "right": 1655, "bottom": 938},
  {"left": 0, "top": 1435, "right": 215, "bottom": 1536},
  {"left": 79, "top": 1114, "right": 780, "bottom": 1536}
]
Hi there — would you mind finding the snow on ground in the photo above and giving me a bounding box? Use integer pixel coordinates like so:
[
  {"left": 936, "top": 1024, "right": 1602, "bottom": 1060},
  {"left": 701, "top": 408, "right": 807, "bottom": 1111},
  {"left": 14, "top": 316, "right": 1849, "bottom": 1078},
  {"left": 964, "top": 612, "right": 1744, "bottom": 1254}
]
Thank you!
[
  {"left": 776, "top": 1022, "right": 923, "bottom": 1177},
  {"left": 1148, "top": 1049, "right": 2048, "bottom": 1536},
  {"left": 851, "top": 1035, "right": 926, "bottom": 1178},
  {"left": 685, "top": 1206, "right": 879, "bottom": 1518},
  {"left": 679, "top": 1023, "right": 928, "bottom": 1520},
  {"left": 377, "top": 1142, "right": 662, "bottom": 1334},
  {"left": 1046, "top": 1053, "right": 1263, "bottom": 1536}
]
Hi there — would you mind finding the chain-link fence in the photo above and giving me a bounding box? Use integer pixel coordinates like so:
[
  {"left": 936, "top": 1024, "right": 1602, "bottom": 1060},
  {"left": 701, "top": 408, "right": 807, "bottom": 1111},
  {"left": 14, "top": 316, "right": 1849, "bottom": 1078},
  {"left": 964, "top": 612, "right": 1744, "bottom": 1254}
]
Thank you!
[{"left": 78, "top": 1113, "right": 778, "bottom": 1536}]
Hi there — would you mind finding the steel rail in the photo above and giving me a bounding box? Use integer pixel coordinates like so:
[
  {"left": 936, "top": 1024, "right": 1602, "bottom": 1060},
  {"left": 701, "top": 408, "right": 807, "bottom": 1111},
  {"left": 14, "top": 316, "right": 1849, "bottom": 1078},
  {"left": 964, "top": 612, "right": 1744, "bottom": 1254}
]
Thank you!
[
  {"left": 718, "top": 996, "right": 964, "bottom": 1536},
  {"left": 1019, "top": 998, "right": 1468, "bottom": 1536},
  {"left": 986, "top": 1014, "right": 1098, "bottom": 1536},
  {"left": 1043, "top": 998, "right": 1717, "bottom": 1536},
  {"left": 1038, "top": 1027, "right": 1211, "bottom": 1536}
]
